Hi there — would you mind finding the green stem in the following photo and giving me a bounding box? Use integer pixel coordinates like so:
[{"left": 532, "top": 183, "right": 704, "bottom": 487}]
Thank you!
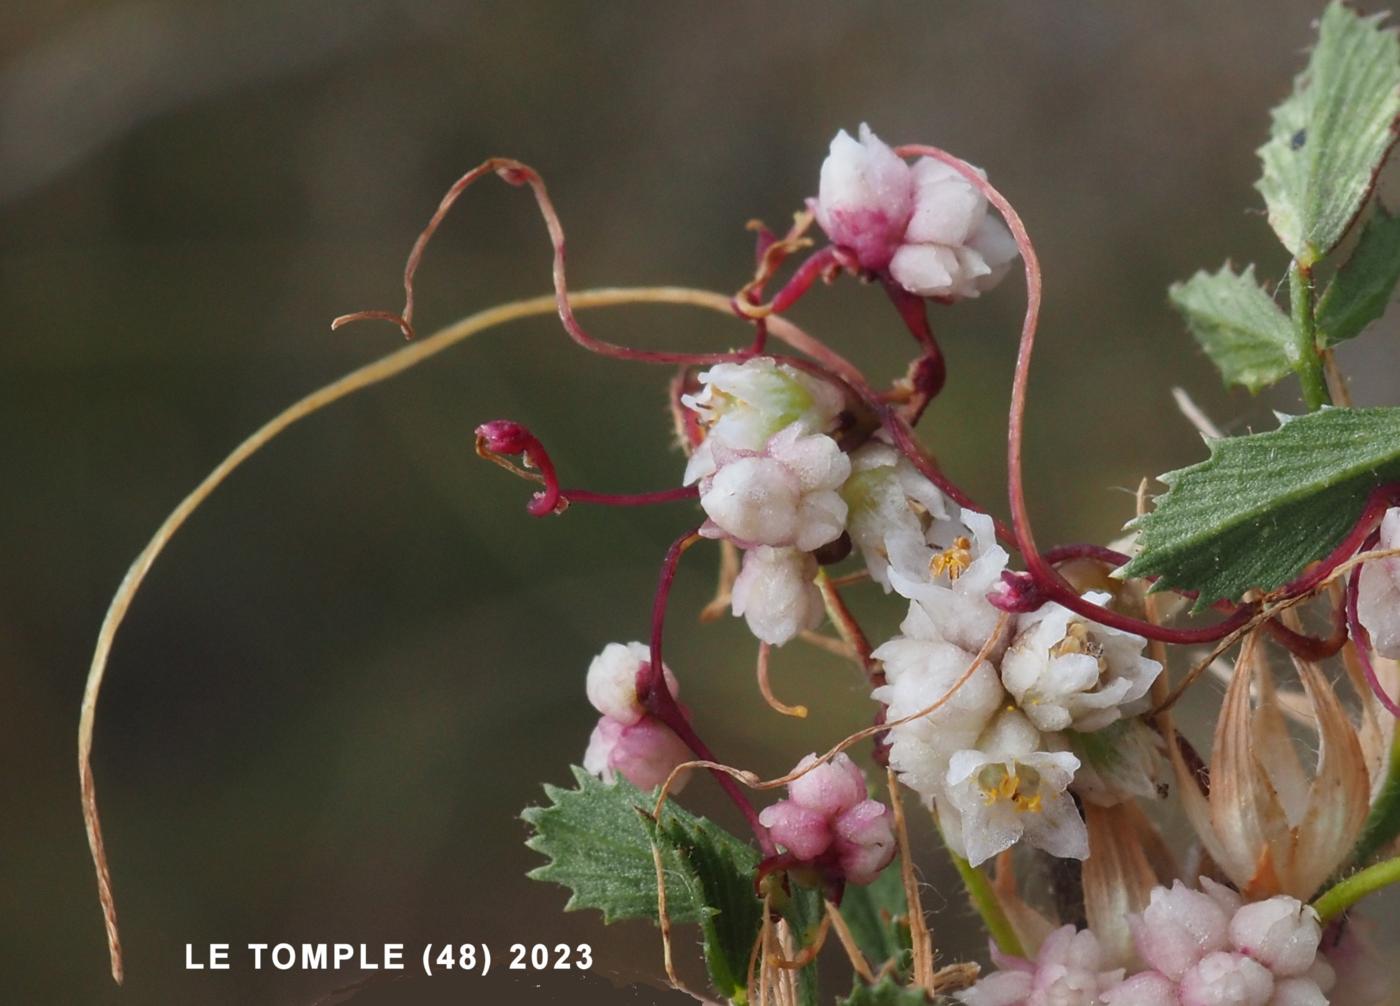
[
  {"left": 1289, "top": 260, "right": 1331, "bottom": 411},
  {"left": 1312, "top": 856, "right": 1400, "bottom": 923},
  {"left": 949, "top": 852, "right": 1026, "bottom": 959},
  {"left": 1346, "top": 730, "right": 1400, "bottom": 870}
]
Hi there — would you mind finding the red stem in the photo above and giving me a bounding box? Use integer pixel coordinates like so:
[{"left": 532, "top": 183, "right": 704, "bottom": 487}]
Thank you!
[
  {"left": 641, "top": 528, "right": 773, "bottom": 852},
  {"left": 893, "top": 142, "right": 1298, "bottom": 646}
]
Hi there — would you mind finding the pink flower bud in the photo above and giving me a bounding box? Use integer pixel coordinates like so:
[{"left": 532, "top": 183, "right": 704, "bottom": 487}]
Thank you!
[
  {"left": 832, "top": 799, "right": 895, "bottom": 885},
  {"left": 757, "top": 799, "right": 831, "bottom": 860},
  {"left": 788, "top": 752, "right": 866, "bottom": 817},
  {"left": 1228, "top": 897, "right": 1321, "bottom": 978},
  {"left": 1099, "top": 971, "right": 1177, "bottom": 1006},
  {"left": 813, "top": 124, "right": 913, "bottom": 271},
  {"left": 582, "top": 715, "right": 690, "bottom": 793},
  {"left": 1178, "top": 951, "right": 1274, "bottom": 1006},
  {"left": 1129, "top": 879, "right": 1232, "bottom": 980}
]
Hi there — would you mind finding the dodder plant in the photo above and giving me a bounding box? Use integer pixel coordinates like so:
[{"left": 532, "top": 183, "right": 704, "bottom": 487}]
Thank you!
[{"left": 79, "top": 4, "right": 1400, "bottom": 1003}]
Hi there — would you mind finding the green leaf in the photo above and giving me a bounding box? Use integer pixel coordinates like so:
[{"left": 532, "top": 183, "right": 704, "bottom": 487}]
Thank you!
[
  {"left": 1256, "top": 2, "right": 1400, "bottom": 262},
  {"left": 839, "top": 865, "right": 913, "bottom": 977},
  {"left": 650, "top": 812, "right": 763, "bottom": 999},
  {"left": 522, "top": 766, "right": 749, "bottom": 926},
  {"left": 1169, "top": 265, "right": 1296, "bottom": 392},
  {"left": 1123, "top": 407, "right": 1400, "bottom": 606},
  {"left": 1316, "top": 206, "right": 1400, "bottom": 345},
  {"left": 839, "top": 975, "right": 938, "bottom": 1006}
]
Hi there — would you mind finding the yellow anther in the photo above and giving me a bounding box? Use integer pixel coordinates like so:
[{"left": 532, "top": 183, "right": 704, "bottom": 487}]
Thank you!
[
  {"left": 930, "top": 536, "right": 973, "bottom": 581},
  {"left": 1051, "top": 621, "right": 1107, "bottom": 672}
]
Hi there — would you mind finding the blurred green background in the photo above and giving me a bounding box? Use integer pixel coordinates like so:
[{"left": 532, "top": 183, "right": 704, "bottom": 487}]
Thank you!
[{"left": 5, "top": 2, "right": 1400, "bottom": 1003}]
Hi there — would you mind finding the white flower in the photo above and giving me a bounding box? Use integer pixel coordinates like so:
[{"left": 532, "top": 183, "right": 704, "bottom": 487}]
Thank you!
[
  {"left": 886, "top": 509, "right": 1010, "bottom": 654},
  {"left": 872, "top": 629, "right": 1005, "bottom": 801},
  {"left": 585, "top": 641, "right": 676, "bottom": 724},
  {"left": 888, "top": 158, "right": 1019, "bottom": 300},
  {"left": 730, "top": 546, "right": 824, "bottom": 645},
  {"left": 682, "top": 357, "right": 845, "bottom": 483},
  {"left": 1000, "top": 592, "right": 1161, "bottom": 733},
  {"left": 1358, "top": 507, "right": 1400, "bottom": 659},
  {"left": 944, "top": 709, "right": 1087, "bottom": 866},
  {"left": 812, "top": 124, "right": 914, "bottom": 270},
  {"left": 697, "top": 423, "right": 850, "bottom": 551},
  {"left": 957, "top": 924, "right": 1125, "bottom": 1006},
  {"left": 1178, "top": 951, "right": 1274, "bottom": 1006},
  {"left": 1228, "top": 898, "right": 1321, "bottom": 979},
  {"left": 842, "top": 437, "right": 956, "bottom": 591}
]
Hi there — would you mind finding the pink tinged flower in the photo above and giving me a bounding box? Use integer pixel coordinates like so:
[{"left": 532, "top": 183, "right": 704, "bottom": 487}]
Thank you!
[
  {"left": 831, "top": 799, "right": 894, "bottom": 884},
  {"left": 958, "top": 926, "right": 1123, "bottom": 1006},
  {"left": 787, "top": 751, "right": 866, "bottom": 816},
  {"left": 1178, "top": 951, "right": 1274, "bottom": 1006},
  {"left": 584, "top": 641, "right": 677, "bottom": 725},
  {"left": 697, "top": 423, "right": 851, "bottom": 551},
  {"left": 729, "top": 546, "right": 823, "bottom": 646},
  {"left": 583, "top": 715, "right": 691, "bottom": 793},
  {"left": 887, "top": 158, "right": 1019, "bottom": 300},
  {"left": 1128, "top": 879, "right": 1232, "bottom": 981},
  {"left": 757, "top": 799, "right": 831, "bottom": 860},
  {"left": 1000, "top": 592, "right": 1161, "bottom": 733},
  {"left": 1099, "top": 971, "right": 1177, "bottom": 1006},
  {"left": 812, "top": 124, "right": 914, "bottom": 271},
  {"left": 759, "top": 753, "right": 894, "bottom": 884},
  {"left": 1227, "top": 897, "right": 1321, "bottom": 978},
  {"left": 954, "top": 970, "right": 1032, "bottom": 1006},
  {"left": 944, "top": 712, "right": 1088, "bottom": 866},
  {"left": 1357, "top": 506, "right": 1400, "bottom": 658}
]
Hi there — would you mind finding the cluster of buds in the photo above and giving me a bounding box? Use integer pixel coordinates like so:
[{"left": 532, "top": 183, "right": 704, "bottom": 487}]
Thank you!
[
  {"left": 959, "top": 880, "right": 1387, "bottom": 1006},
  {"left": 582, "top": 642, "right": 691, "bottom": 792},
  {"left": 757, "top": 753, "right": 895, "bottom": 886}
]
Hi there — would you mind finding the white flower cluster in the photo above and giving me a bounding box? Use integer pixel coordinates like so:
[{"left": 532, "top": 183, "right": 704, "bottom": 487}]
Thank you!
[
  {"left": 812, "top": 123, "right": 1019, "bottom": 300},
  {"left": 683, "top": 357, "right": 849, "bottom": 646},
  {"left": 871, "top": 516, "right": 1164, "bottom": 866},
  {"left": 681, "top": 355, "right": 1163, "bottom": 864}
]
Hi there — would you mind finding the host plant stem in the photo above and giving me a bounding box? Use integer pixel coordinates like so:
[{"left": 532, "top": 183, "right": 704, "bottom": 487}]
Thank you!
[{"left": 1289, "top": 260, "right": 1331, "bottom": 412}]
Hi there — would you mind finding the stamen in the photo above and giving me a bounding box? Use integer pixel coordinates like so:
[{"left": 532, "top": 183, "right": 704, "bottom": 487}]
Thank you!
[{"left": 930, "top": 536, "right": 974, "bottom": 581}]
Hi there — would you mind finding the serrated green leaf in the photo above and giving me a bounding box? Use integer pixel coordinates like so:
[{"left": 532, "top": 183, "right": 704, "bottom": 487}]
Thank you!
[
  {"left": 839, "top": 866, "right": 913, "bottom": 977},
  {"left": 651, "top": 812, "right": 763, "bottom": 999},
  {"left": 1123, "top": 407, "right": 1400, "bottom": 606},
  {"left": 1169, "top": 265, "right": 1296, "bottom": 392},
  {"left": 523, "top": 766, "right": 742, "bottom": 926},
  {"left": 1316, "top": 206, "right": 1400, "bottom": 345},
  {"left": 839, "top": 975, "right": 938, "bottom": 1006},
  {"left": 1257, "top": 2, "right": 1400, "bottom": 262}
]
